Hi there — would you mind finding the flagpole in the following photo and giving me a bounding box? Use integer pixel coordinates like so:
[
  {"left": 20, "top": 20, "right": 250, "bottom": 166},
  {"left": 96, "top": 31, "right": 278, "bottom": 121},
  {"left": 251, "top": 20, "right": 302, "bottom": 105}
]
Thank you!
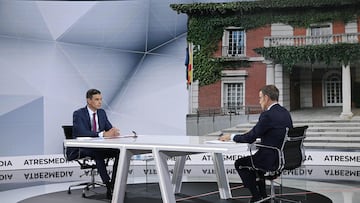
[
  {"left": 188, "top": 81, "right": 192, "bottom": 114},
  {"left": 187, "top": 43, "right": 193, "bottom": 114}
]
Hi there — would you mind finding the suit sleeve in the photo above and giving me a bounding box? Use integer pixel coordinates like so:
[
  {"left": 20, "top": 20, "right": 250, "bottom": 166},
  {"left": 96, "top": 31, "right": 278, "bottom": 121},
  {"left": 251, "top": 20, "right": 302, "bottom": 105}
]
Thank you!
[
  {"left": 98, "top": 109, "right": 113, "bottom": 132},
  {"left": 73, "top": 109, "right": 98, "bottom": 137},
  {"left": 233, "top": 112, "right": 271, "bottom": 143}
]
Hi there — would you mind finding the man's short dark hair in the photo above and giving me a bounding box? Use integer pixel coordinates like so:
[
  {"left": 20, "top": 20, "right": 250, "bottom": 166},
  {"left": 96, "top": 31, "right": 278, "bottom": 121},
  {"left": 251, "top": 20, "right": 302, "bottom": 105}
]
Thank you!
[
  {"left": 86, "top": 89, "right": 101, "bottom": 99},
  {"left": 260, "top": 85, "right": 279, "bottom": 101}
]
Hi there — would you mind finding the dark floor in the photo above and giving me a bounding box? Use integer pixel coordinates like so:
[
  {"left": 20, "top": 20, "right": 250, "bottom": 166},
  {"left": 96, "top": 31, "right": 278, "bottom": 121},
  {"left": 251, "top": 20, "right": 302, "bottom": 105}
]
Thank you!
[{"left": 18, "top": 182, "right": 332, "bottom": 203}]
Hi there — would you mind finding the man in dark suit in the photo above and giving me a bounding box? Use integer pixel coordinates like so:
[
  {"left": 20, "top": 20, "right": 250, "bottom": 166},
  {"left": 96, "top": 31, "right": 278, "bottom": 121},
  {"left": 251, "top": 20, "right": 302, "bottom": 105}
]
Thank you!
[
  {"left": 73, "top": 89, "right": 120, "bottom": 199},
  {"left": 219, "top": 85, "right": 293, "bottom": 202}
]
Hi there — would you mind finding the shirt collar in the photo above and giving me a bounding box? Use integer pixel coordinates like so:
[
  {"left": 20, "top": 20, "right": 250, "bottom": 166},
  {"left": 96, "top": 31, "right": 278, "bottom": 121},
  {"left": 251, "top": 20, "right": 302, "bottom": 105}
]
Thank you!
[
  {"left": 267, "top": 102, "right": 278, "bottom": 110},
  {"left": 86, "top": 106, "right": 96, "bottom": 115}
]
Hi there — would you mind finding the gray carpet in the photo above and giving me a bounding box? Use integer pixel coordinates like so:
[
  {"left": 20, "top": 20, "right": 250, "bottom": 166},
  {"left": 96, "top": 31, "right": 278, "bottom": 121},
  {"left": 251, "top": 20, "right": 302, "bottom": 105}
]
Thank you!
[{"left": 19, "top": 182, "right": 332, "bottom": 203}]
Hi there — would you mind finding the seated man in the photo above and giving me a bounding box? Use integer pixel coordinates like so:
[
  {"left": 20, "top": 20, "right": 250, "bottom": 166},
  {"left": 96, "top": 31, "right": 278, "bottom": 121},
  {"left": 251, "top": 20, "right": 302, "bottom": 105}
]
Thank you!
[
  {"left": 219, "top": 85, "right": 293, "bottom": 202},
  {"left": 73, "top": 88, "right": 120, "bottom": 199}
]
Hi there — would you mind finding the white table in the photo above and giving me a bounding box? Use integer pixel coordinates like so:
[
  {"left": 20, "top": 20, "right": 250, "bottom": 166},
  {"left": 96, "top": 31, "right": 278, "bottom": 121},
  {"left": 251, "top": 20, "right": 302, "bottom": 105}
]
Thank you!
[{"left": 64, "top": 135, "right": 249, "bottom": 203}]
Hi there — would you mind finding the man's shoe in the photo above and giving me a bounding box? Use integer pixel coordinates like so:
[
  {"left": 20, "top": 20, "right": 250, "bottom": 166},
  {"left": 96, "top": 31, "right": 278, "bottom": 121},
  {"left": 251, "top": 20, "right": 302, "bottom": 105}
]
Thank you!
[
  {"left": 260, "top": 196, "right": 270, "bottom": 203},
  {"left": 106, "top": 182, "right": 113, "bottom": 200},
  {"left": 106, "top": 189, "right": 112, "bottom": 200},
  {"left": 249, "top": 196, "right": 270, "bottom": 203},
  {"left": 249, "top": 197, "right": 261, "bottom": 203}
]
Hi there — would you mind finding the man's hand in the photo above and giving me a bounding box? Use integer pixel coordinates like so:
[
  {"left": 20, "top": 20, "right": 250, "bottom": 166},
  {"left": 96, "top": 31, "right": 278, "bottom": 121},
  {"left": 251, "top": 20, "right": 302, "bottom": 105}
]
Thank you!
[
  {"left": 218, "top": 133, "right": 231, "bottom": 141},
  {"left": 103, "top": 127, "right": 120, "bottom": 137}
]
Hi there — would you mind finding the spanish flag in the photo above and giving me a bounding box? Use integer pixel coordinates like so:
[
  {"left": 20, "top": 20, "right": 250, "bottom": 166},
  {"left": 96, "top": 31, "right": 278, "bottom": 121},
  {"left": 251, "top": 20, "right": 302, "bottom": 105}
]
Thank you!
[{"left": 185, "top": 43, "right": 193, "bottom": 86}]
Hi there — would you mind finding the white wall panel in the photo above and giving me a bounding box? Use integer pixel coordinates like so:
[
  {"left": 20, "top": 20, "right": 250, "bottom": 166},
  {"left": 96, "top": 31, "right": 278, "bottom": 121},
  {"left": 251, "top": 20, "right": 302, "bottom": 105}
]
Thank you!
[{"left": 0, "top": 0, "right": 191, "bottom": 156}]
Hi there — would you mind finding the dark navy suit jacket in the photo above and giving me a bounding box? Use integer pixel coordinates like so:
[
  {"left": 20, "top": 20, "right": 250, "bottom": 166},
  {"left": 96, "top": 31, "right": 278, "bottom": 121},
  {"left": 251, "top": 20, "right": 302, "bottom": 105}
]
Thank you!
[
  {"left": 66, "top": 106, "right": 114, "bottom": 161},
  {"left": 69, "top": 106, "right": 119, "bottom": 184},
  {"left": 72, "top": 106, "right": 113, "bottom": 138},
  {"left": 233, "top": 103, "right": 293, "bottom": 170}
]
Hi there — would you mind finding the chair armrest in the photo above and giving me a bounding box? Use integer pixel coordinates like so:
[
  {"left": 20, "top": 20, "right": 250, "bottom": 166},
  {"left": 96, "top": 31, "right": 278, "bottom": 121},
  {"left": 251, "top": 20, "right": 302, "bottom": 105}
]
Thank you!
[
  {"left": 287, "top": 135, "right": 306, "bottom": 141},
  {"left": 249, "top": 143, "right": 282, "bottom": 172},
  {"left": 249, "top": 143, "right": 280, "bottom": 155}
]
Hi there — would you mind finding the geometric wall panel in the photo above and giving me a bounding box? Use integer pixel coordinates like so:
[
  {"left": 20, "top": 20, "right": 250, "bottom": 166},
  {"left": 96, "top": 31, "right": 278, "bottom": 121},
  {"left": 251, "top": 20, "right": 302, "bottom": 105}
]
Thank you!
[
  {"left": 0, "top": 97, "right": 44, "bottom": 156},
  {"left": 0, "top": 0, "right": 209, "bottom": 156}
]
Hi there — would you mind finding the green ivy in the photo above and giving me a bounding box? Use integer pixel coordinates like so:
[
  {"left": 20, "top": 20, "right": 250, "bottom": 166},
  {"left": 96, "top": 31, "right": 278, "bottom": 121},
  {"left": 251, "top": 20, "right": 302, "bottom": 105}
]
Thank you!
[
  {"left": 254, "top": 44, "right": 360, "bottom": 71},
  {"left": 170, "top": 0, "right": 360, "bottom": 16},
  {"left": 170, "top": 0, "right": 360, "bottom": 86}
]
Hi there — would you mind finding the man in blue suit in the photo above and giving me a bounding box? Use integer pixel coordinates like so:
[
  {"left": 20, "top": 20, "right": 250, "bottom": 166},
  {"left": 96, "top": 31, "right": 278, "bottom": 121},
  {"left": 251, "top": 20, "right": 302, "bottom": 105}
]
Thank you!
[
  {"left": 219, "top": 85, "right": 293, "bottom": 202},
  {"left": 73, "top": 89, "right": 120, "bottom": 199}
]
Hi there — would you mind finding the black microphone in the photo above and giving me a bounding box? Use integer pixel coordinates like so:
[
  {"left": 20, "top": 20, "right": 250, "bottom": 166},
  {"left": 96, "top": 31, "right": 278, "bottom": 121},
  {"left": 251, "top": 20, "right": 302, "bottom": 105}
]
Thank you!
[{"left": 132, "top": 130, "right": 137, "bottom": 137}]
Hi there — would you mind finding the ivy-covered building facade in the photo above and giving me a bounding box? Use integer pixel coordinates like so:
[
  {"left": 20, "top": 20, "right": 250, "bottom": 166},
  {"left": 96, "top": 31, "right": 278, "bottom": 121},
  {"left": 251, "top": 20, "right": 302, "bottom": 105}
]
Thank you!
[{"left": 172, "top": 0, "right": 360, "bottom": 119}]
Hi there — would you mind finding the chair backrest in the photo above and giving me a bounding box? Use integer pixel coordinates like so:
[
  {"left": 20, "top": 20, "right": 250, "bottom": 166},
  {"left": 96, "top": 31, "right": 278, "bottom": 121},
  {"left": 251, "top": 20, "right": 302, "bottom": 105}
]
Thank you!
[
  {"left": 281, "top": 126, "right": 308, "bottom": 171},
  {"left": 62, "top": 125, "right": 80, "bottom": 161},
  {"left": 62, "top": 125, "right": 73, "bottom": 139}
]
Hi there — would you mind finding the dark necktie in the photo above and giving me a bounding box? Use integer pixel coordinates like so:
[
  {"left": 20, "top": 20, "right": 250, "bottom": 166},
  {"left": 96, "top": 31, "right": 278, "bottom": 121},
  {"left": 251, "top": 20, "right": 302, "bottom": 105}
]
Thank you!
[{"left": 92, "top": 112, "right": 97, "bottom": 132}]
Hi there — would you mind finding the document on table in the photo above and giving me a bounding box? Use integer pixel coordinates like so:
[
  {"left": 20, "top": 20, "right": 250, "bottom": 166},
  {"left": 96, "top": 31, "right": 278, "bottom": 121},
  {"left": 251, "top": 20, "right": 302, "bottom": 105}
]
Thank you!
[
  {"left": 76, "top": 137, "right": 94, "bottom": 140},
  {"left": 104, "top": 134, "right": 137, "bottom": 139},
  {"left": 76, "top": 135, "right": 136, "bottom": 140},
  {"left": 205, "top": 139, "right": 236, "bottom": 144}
]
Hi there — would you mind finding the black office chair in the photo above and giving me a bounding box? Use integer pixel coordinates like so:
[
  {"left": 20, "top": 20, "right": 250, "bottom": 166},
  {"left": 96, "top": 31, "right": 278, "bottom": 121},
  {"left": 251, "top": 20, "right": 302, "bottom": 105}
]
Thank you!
[
  {"left": 62, "top": 125, "right": 106, "bottom": 198},
  {"left": 250, "top": 125, "right": 308, "bottom": 203}
]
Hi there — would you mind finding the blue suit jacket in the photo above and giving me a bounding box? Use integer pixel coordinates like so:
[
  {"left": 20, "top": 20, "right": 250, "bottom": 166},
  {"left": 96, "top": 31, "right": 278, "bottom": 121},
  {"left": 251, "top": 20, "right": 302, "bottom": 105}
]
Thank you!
[
  {"left": 72, "top": 106, "right": 113, "bottom": 138},
  {"left": 233, "top": 103, "right": 293, "bottom": 170}
]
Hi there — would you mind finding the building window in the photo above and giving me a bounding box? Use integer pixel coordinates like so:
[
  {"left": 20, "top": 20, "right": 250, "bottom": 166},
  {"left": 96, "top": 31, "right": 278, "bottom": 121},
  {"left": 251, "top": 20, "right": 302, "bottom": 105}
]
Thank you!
[
  {"left": 223, "top": 83, "right": 244, "bottom": 113},
  {"left": 324, "top": 72, "right": 342, "bottom": 106},
  {"left": 221, "top": 70, "right": 247, "bottom": 113},
  {"left": 308, "top": 24, "right": 332, "bottom": 45},
  {"left": 222, "top": 28, "right": 245, "bottom": 57}
]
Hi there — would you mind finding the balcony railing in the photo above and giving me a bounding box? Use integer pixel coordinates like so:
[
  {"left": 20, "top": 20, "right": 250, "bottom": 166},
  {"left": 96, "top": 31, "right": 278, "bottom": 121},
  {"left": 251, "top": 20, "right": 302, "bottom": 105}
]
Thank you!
[
  {"left": 264, "top": 33, "right": 360, "bottom": 47},
  {"left": 195, "top": 105, "right": 262, "bottom": 116}
]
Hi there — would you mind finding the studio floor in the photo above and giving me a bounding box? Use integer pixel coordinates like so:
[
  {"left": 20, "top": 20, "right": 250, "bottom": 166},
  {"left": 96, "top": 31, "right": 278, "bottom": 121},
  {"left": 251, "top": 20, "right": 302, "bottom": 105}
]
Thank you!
[{"left": 1, "top": 163, "right": 359, "bottom": 203}]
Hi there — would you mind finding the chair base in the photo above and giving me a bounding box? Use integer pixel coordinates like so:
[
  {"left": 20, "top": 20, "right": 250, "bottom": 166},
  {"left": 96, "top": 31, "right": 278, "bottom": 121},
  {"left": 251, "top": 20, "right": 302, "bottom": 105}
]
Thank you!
[
  {"left": 256, "top": 196, "right": 302, "bottom": 203},
  {"left": 255, "top": 192, "right": 301, "bottom": 203},
  {"left": 68, "top": 181, "right": 106, "bottom": 197},
  {"left": 255, "top": 179, "right": 302, "bottom": 203}
]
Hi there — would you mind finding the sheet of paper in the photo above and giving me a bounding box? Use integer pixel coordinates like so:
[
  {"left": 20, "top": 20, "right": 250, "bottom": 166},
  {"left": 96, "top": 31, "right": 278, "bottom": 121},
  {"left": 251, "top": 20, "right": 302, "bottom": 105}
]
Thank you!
[
  {"left": 205, "top": 140, "right": 235, "bottom": 144},
  {"left": 76, "top": 137, "right": 94, "bottom": 140},
  {"left": 104, "top": 134, "right": 137, "bottom": 139}
]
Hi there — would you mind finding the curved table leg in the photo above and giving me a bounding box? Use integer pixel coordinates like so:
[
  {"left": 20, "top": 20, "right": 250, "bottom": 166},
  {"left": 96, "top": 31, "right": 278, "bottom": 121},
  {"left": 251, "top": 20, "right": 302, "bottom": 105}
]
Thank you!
[
  {"left": 212, "top": 152, "right": 232, "bottom": 199},
  {"left": 153, "top": 148, "right": 176, "bottom": 203},
  {"left": 112, "top": 147, "right": 132, "bottom": 203},
  {"left": 172, "top": 156, "right": 186, "bottom": 194}
]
